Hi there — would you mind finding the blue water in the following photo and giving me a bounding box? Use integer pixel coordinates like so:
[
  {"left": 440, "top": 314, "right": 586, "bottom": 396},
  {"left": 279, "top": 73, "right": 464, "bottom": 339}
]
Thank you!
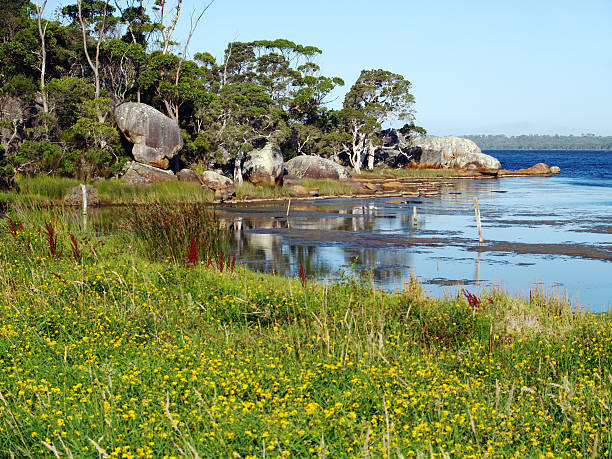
[
  {"left": 222, "top": 150, "right": 612, "bottom": 311},
  {"left": 488, "top": 149, "right": 612, "bottom": 181}
]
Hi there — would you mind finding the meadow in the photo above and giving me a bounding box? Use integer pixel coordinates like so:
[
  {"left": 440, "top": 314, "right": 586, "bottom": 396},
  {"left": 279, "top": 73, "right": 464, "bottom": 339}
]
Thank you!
[{"left": 0, "top": 202, "right": 611, "bottom": 458}]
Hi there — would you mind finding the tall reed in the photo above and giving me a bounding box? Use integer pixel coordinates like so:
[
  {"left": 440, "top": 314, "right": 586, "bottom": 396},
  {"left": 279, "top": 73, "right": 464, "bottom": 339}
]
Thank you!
[{"left": 123, "top": 202, "right": 223, "bottom": 263}]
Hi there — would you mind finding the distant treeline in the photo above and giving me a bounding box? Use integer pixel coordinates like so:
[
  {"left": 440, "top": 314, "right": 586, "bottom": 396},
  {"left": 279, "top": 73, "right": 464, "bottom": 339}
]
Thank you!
[{"left": 464, "top": 135, "right": 612, "bottom": 151}]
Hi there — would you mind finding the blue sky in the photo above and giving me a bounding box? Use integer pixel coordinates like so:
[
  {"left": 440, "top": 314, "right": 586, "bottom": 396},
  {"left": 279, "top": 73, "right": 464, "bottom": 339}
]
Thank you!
[{"left": 46, "top": 0, "right": 612, "bottom": 136}]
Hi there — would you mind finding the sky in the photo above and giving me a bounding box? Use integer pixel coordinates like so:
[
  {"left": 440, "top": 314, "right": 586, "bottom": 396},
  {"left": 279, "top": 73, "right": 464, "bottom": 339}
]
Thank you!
[{"left": 45, "top": 0, "right": 612, "bottom": 136}]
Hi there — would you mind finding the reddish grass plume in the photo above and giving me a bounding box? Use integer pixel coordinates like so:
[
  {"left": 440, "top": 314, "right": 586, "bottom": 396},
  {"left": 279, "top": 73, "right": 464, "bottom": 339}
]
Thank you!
[
  {"left": 68, "top": 232, "right": 80, "bottom": 263},
  {"left": 45, "top": 222, "right": 59, "bottom": 257}
]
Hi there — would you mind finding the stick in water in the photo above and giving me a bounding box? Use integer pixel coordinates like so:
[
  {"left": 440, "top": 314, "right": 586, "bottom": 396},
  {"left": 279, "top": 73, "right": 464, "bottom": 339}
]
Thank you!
[
  {"left": 413, "top": 206, "right": 417, "bottom": 228},
  {"left": 80, "top": 183, "right": 87, "bottom": 230},
  {"left": 474, "top": 197, "right": 483, "bottom": 243}
]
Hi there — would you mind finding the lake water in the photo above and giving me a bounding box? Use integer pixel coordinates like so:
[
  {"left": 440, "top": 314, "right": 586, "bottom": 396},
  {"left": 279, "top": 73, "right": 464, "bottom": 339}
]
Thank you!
[{"left": 219, "top": 150, "right": 612, "bottom": 312}]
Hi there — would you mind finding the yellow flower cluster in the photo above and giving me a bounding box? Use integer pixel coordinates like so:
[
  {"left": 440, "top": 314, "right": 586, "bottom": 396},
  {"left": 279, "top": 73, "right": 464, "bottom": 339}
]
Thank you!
[{"left": 0, "top": 221, "right": 610, "bottom": 457}]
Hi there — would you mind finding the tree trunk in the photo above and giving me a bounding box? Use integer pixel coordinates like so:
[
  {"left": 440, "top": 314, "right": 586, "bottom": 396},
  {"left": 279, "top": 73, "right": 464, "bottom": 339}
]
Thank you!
[
  {"left": 350, "top": 125, "right": 366, "bottom": 174},
  {"left": 77, "top": 0, "right": 109, "bottom": 123},
  {"left": 35, "top": 0, "right": 49, "bottom": 114},
  {"left": 367, "top": 140, "right": 375, "bottom": 171},
  {"left": 233, "top": 151, "right": 243, "bottom": 184}
]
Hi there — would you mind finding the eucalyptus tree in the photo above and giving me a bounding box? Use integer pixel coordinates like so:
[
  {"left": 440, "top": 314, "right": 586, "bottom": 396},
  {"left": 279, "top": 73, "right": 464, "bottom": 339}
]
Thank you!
[
  {"left": 138, "top": 51, "right": 213, "bottom": 122},
  {"left": 62, "top": 0, "right": 118, "bottom": 121},
  {"left": 341, "top": 69, "right": 415, "bottom": 172},
  {"left": 197, "top": 81, "right": 286, "bottom": 182},
  {"left": 34, "top": 0, "right": 49, "bottom": 114}
]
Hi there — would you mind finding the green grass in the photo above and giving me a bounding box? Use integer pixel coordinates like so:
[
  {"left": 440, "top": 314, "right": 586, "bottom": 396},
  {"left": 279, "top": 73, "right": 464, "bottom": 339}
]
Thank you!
[
  {"left": 359, "top": 167, "right": 464, "bottom": 178},
  {"left": 6, "top": 170, "right": 470, "bottom": 209},
  {"left": 0, "top": 204, "right": 611, "bottom": 457},
  {"left": 13, "top": 175, "right": 214, "bottom": 205},
  {"left": 302, "top": 178, "right": 358, "bottom": 196},
  {"left": 236, "top": 182, "right": 290, "bottom": 199},
  {"left": 95, "top": 179, "right": 213, "bottom": 204},
  {"left": 16, "top": 175, "right": 80, "bottom": 201}
]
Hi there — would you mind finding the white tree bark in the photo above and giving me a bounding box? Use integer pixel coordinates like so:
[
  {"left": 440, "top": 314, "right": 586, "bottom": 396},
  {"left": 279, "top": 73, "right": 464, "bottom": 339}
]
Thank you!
[
  {"left": 77, "top": 0, "right": 110, "bottom": 122},
  {"left": 366, "top": 140, "right": 375, "bottom": 171},
  {"left": 35, "top": 0, "right": 49, "bottom": 114},
  {"left": 233, "top": 151, "right": 243, "bottom": 185}
]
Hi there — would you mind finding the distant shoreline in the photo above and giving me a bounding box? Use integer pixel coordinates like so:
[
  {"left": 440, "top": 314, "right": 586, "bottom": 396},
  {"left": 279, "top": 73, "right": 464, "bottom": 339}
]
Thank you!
[
  {"left": 482, "top": 148, "right": 612, "bottom": 151},
  {"left": 463, "top": 134, "right": 612, "bottom": 151}
]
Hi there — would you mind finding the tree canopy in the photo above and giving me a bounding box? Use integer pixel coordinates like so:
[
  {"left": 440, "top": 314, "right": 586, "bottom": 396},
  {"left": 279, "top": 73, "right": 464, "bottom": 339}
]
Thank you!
[{"left": 0, "top": 1, "right": 424, "bottom": 186}]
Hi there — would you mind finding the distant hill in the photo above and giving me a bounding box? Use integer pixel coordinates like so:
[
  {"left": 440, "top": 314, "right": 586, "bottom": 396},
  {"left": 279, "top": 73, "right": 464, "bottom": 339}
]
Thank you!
[{"left": 463, "top": 134, "right": 612, "bottom": 150}]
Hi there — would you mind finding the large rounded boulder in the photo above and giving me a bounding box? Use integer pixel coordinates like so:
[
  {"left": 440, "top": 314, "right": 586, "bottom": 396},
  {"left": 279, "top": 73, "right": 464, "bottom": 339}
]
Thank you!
[
  {"left": 243, "top": 144, "right": 284, "bottom": 186},
  {"left": 121, "top": 161, "right": 177, "bottom": 185},
  {"left": 199, "top": 171, "right": 235, "bottom": 201},
  {"left": 413, "top": 136, "right": 500, "bottom": 171},
  {"left": 284, "top": 155, "right": 351, "bottom": 181},
  {"left": 115, "top": 102, "right": 183, "bottom": 169}
]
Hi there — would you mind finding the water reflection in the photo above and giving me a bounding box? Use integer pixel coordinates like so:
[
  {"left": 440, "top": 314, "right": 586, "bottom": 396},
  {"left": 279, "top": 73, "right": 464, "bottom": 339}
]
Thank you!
[{"left": 218, "top": 177, "right": 612, "bottom": 311}]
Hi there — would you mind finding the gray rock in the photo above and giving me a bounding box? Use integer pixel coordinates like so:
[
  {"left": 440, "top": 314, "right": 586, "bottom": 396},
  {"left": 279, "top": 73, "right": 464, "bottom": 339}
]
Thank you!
[
  {"left": 121, "top": 161, "right": 177, "bottom": 185},
  {"left": 373, "top": 129, "right": 423, "bottom": 168},
  {"left": 379, "top": 128, "right": 408, "bottom": 149},
  {"left": 176, "top": 168, "right": 202, "bottom": 184},
  {"left": 243, "top": 144, "right": 284, "bottom": 185},
  {"left": 64, "top": 185, "right": 100, "bottom": 207},
  {"left": 374, "top": 146, "right": 421, "bottom": 168},
  {"left": 115, "top": 102, "right": 183, "bottom": 169},
  {"left": 199, "top": 171, "right": 235, "bottom": 201},
  {"left": 412, "top": 136, "right": 501, "bottom": 170},
  {"left": 284, "top": 155, "right": 351, "bottom": 181}
]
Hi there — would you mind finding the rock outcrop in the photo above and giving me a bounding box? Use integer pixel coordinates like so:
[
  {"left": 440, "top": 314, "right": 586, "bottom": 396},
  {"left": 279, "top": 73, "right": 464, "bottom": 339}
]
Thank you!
[
  {"left": 375, "top": 129, "right": 421, "bottom": 167},
  {"left": 115, "top": 102, "right": 183, "bottom": 169},
  {"left": 412, "top": 136, "right": 501, "bottom": 171},
  {"left": 243, "top": 144, "right": 285, "bottom": 186},
  {"left": 499, "top": 163, "right": 555, "bottom": 177},
  {"left": 176, "top": 168, "right": 202, "bottom": 184},
  {"left": 121, "top": 161, "right": 177, "bottom": 185},
  {"left": 64, "top": 184, "right": 100, "bottom": 207},
  {"left": 284, "top": 155, "right": 351, "bottom": 181},
  {"left": 199, "top": 171, "right": 235, "bottom": 201}
]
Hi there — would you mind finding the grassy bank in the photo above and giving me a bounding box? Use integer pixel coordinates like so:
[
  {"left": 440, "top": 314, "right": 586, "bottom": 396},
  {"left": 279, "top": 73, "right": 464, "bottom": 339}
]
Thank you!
[
  {"left": 359, "top": 167, "right": 464, "bottom": 179},
  {"left": 4, "top": 168, "right": 468, "bottom": 206},
  {"left": 5, "top": 176, "right": 214, "bottom": 205},
  {"left": 1, "top": 204, "right": 611, "bottom": 457}
]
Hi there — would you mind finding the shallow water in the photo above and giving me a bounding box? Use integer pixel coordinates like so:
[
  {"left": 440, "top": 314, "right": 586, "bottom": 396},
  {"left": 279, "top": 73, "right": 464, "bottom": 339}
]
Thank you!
[{"left": 218, "top": 173, "right": 612, "bottom": 312}]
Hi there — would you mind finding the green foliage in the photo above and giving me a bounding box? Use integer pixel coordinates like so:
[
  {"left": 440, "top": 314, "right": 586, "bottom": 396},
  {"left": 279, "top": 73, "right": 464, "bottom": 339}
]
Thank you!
[
  {"left": 338, "top": 70, "right": 416, "bottom": 172},
  {"left": 14, "top": 141, "right": 70, "bottom": 175},
  {"left": 0, "top": 0, "right": 424, "bottom": 181},
  {"left": 399, "top": 121, "right": 427, "bottom": 140},
  {"left": 344, "top": 69, "right": 415, "bottom": 123},
  {"left": 0, "top": 145, "right": 16, "bottom": 190}
]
